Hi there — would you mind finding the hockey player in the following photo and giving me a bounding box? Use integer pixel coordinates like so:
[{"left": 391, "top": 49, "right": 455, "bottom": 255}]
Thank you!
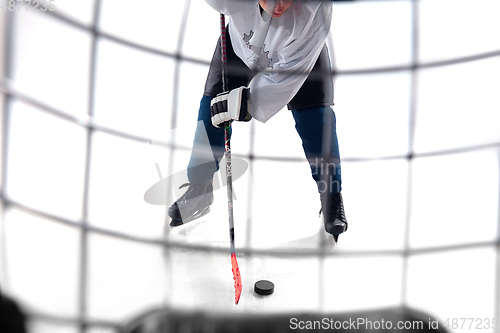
[{"left": 168, "top": 0, "right": 348, "bottom": 241}]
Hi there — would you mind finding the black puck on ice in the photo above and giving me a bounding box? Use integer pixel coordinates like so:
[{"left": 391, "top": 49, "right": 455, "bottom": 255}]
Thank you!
[{"left": 254, "top": 280, "right": 274, "bottom": 296}]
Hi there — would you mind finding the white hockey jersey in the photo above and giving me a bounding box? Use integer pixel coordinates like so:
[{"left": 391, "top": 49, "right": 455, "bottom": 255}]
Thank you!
[{"left": 205, "top": 0, "right": 333, "bottom": 122}]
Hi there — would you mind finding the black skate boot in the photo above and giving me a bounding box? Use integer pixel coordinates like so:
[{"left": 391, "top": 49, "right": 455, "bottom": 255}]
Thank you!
[
  {"left": 168, "top": 180, "right": 214, "bottom": 226},
  {"left": 321, "top": 192, "right": 348, "bottom": 242}
]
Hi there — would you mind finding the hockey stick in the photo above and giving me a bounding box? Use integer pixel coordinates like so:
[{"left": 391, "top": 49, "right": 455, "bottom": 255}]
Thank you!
[{"left": 220, "top": 13, "right": 242, "bottom": 305}]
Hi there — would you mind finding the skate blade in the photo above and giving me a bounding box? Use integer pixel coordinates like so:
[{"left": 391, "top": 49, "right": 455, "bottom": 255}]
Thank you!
[{"left": 169, "top": 207, "right": 210, "bottom": 227}]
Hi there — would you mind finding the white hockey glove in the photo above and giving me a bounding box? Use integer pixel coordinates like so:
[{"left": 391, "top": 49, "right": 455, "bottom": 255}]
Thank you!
[{"left": 210, "top": 86, "right": 252, "bottom": 128}]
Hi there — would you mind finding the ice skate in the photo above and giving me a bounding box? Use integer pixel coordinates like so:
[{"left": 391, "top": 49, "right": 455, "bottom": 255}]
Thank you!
[
  {"left": 321, "top": 192, "right": 348, "bottom": 242},
  {"left": 168, "top": 180, "right": 213, "bottom": 226}
]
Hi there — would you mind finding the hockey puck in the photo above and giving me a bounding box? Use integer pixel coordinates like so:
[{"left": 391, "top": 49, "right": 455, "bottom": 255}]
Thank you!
[{"left": 254, "top": 280, "right": 274, "bottom": 296}]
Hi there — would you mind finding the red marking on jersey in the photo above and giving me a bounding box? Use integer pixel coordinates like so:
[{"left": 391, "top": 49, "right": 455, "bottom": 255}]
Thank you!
[{"left": 231, "top": 253, "right": 242, "bottom": 304}]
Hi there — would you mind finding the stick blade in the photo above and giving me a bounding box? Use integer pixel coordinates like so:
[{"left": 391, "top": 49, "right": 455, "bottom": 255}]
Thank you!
[{"left": 231, "top": 253, "right": 242, "bottom": 304}]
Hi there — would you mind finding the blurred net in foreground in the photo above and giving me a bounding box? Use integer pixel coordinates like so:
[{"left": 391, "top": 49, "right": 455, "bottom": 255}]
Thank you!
[{"left": 123, "top": 306, "right": 448, "bottom": 333}]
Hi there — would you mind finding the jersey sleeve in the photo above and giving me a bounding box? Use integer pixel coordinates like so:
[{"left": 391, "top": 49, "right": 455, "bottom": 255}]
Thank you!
[{"left": 248, "top": 3, "right": 333, "bottom": 122}]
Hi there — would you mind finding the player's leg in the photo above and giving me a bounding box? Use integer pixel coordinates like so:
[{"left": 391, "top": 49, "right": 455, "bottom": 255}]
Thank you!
[
  {"left": 168, "top": 95, "right": 223, "bottom": 226},
  {"left": 288, "top": 42, "right": 347, "bottom": 241},
  {"left": 187, "top": 95, "right": 226, "bottom": 184},
  {"left": 291, "top": 106, "right": 347, "bottom": 240},
  {"left": 291, "top": 106, "right": 341, "bottom": 189},
  {"left": 169, "top": 28, "right": 251, "bottom": 226}
]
